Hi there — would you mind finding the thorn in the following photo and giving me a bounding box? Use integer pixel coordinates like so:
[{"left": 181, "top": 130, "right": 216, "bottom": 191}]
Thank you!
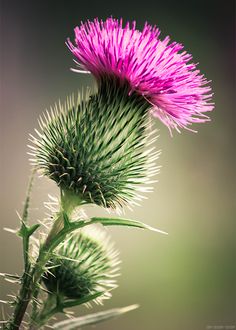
[{"left": 4, "top": 227, "right": 18, "bottom": 234}]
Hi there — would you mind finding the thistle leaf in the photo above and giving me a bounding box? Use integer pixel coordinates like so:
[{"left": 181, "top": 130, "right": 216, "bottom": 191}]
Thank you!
[
  {"left": 27, "top": 223, "right": 41, "bottom": 237},
  {"left": 62, "top": 211, "right": 71, "bottom": 229},
  {"left": 61, "top": 292, "right": 105, "bottom": 309},
  {"left": 90, "top": 217, "right": 168, "bottom": 235},
  {"left": 52, "top": 304, "right": 139, "bottom": 329},
  {"left": 45, "top": 215, "right": 167, "bottom": 257}
]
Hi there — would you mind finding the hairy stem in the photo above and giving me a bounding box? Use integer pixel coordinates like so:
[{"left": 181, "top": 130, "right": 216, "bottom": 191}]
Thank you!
[
  {"left": 6, "top": 271, "right": 32, "bottom": 330},
  {"left": 21, "top": 169, "right": 36, "bottom": 271},
  {"left": 29, "top": 286, "right": 40, "bottom": 329},
  {"left": 7, "top": 189, "right": 84, "bottom": 330},
  {"left": 6, "top": 216, "right": 63, "bottom": 329},
  {"left": 29, "top": 294, "right": 58, "bottom": 329}
]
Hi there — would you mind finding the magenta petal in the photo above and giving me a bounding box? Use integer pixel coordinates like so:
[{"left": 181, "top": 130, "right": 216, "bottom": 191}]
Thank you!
[{"left": 66, "top": 17, "right": 214, "bottom": 132}]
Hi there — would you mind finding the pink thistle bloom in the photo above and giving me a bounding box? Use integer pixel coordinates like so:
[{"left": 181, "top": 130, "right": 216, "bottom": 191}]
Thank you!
[{"left": 66, "top": 18, "right": 214, "bottom": 132}]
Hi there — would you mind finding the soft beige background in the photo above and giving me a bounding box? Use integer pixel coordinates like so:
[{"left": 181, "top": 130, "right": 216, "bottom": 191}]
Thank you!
[{"left": 0, "top": 1, "right": 235, "bottom": 329}]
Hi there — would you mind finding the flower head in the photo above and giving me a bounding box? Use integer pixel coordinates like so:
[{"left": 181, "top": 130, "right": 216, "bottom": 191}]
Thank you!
[
  {"left": 67, "top": 18, "right": 214, "bottom": 132},
  {"left": 43, "top": 226, "right": 120, "bottom": 304},
  {"left": 29, "top": 81, "right": 160, "bottom": 209}
]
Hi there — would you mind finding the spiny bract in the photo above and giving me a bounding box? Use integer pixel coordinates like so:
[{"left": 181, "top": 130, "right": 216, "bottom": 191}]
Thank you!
[
  {"left": 29, "top": 77, "right": 160, "bottom": 208},
  {"left": 43, "top": 227, "right": 120, "bottom": 304}
]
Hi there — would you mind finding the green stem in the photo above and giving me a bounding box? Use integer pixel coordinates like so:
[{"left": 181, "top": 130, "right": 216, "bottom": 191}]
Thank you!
[
  {"left": 33, "top": 306, "right": 58, "bottom": 328},
  {"left": 7, "top": 189, "right": 84, "bottom": 330},
  {"left": 21, "top": 168, "right": 36, "bottom": 271},
  {"left": 5, "top": 171, "right": 36, "bottom": 330},
  {"left": 6, "top": 215, "right": 62, "bottom": 330},
  {"left": 29, "top": 286, "right": 40, "bottom": 329},
  {"left": 29, "top": 294, "right": 59, "bottom": 329},
  {"left": 6, "top": 271, "right": 32, "bottom": 330}
]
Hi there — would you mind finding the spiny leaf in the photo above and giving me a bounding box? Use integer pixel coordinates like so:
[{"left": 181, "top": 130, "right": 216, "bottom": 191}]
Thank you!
[
  {"left": 52, "top": 304, "right": 139, "bottom": 329},
  {"left": 44, "top": 216, "right": 167, "bottom": 258},
  {"left": 90, "top": 217, "right": 168, "bottom": 235},
  {"left": 61, "top": 292, "right": 105, "bottom": 310}
]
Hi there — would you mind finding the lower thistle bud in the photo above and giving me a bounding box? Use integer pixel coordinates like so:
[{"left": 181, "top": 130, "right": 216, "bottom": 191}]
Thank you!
[
  {"left": 43, "top": 227, "right": 120, "bottom": 304},
  {"left": 29, "top": 77, "right": 160, "bottom": 209}
]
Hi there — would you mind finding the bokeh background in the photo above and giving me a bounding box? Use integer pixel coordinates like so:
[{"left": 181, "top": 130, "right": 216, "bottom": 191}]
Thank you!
[{"left": 0, "top": 1, "right": 235, "bottom": 329}]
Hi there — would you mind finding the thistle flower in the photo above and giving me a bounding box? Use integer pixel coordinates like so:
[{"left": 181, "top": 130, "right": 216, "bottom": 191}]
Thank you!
[
  {"left": 67, "top": 17, "right": 214, "bottom": 132},
  {"left": 29, "top": 78, "right": 160, "bottom": 208},
  {"left": 43, "top": 227, "right": 120, "bottom": 304}
]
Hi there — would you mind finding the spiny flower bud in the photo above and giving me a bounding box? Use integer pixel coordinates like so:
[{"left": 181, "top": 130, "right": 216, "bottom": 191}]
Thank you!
[
  {"left": 29, "top": 77, "right": 160, "bottom": 208},
  {"left": 43, "top": 227, "right": 120, "bottom": 304}
]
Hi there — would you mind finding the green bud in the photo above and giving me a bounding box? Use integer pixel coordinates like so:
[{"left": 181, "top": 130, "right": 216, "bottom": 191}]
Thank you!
[
  {"left": 29, "top": 77, "right": 160, "bottom": 208},
  {"left": 43, "top": 227, "right": 119, "bottom": 304}
]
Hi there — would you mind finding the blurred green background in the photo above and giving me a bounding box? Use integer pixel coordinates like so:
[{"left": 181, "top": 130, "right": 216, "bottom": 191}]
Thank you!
[{"left": 0, "top": 1, "right": 235, "bottom": 329}]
